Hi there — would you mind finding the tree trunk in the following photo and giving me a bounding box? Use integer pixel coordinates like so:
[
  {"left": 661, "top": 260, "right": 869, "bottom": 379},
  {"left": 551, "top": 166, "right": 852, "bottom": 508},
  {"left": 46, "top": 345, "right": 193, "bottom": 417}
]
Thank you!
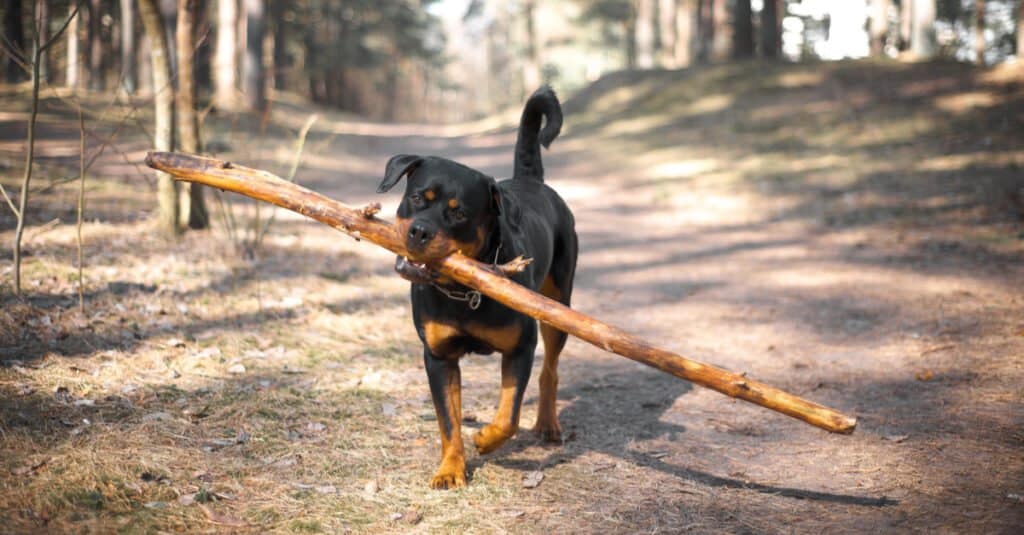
[
  {"left": 1019, "top": 0, "right": 1024, "bottom": 58},
  {"left": 658, "top": 0, "right": 676, "bottom": 66},
  {"left": 624, "top": 10, "right": 637, "bottom": 68},
  {"left": 175, "top": 0, "right": 207, "bottom": 230},
  {"left": 869, "top": 0, "right": 888, "bottom": 57},
  {"left": 899, "top": 0, "right": 912, "bottom": 52},
  {"left": 974, "top": 0, "right": 986, "bottom": 66},
  {"left": 88, "top": 0, "right": 103, "bottom": 89},
  {"left": 120, "top": 0, "right": 136, "bottom": 92},
  {"left": 910, "top": 0, "right": 936, "bottom": 59},
  {"left": 711, "top": 0, "right": 729, "bottom": 61},
  {"left": 4, "top": 0, "right": 26, "bottom": 82},
  {"left": 635, "top": 0, "right": 655, "bottom": 68},
  {"left": 66, "top": 2, "right": 79, "bottom": 87},
  {"left": 271, "top": 0, "right": 285, "bottom": 89},
  {"left": 695, "top": 0, "right": 710, "bottom": 62},
  {"left": 138, "top": 0, "right": 179, "bottom": 236},
  {"left": 214, "top": 0, "right": 237, "bottom": 109},
  {"left": 761, "top": 0, "right": 780, "bottom": 58},
  {"left": 674, "top": 0, "right": 694, "bottom": 66},
  {"left": 242, "top": 0, "right": 264, "bottom": 110},
  {"left": 521, "top": 0, "right": 541, "bottom": 95},
  {"left": 732, "top": 0, "right": 753, "bottom": 59},
  {"left": 35, "top": 0, "right": 48, "bottom": 82}
]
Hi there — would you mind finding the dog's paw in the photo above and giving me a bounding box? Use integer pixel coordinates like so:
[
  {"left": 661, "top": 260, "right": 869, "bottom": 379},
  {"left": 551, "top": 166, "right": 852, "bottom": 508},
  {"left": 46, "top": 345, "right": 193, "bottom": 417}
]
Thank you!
[
  {"left": 532, "top": 420, "right": 563, "bottom": 444},
  {"left": 429, "top": 469, "right": 466, "bottom": 490},
  {"left": 473, "top": 424, "right": 515, "bottom": 454}
]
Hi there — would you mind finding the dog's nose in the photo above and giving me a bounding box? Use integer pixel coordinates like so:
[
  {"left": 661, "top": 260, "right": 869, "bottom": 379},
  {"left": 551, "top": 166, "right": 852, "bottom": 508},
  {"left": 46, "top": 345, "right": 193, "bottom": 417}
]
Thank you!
[{"left": 407, "top": 222, "right": 434, "bottom": 248}]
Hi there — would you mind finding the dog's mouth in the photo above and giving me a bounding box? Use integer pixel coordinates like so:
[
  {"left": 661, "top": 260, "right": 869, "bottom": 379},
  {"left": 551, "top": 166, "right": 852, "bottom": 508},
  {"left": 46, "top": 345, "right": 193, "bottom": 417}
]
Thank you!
[{"left": 395, "top": 256, "right": 436, "bottom": 285}]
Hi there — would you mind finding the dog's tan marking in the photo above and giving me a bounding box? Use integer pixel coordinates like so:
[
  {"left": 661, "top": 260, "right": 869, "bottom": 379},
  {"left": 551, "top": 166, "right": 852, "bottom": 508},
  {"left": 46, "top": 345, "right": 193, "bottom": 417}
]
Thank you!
[
  {"left": 431, "top": 366, "right": 466, "bottom": 489},
  {"left": 424, "top": 321, "right": 464, "bottom": 357},
  {"left": 535, "top": 275, "right": 565, "bottom": 442},
  {"left": 465, "top": 322, "right": 522, "bottom": 355},
  {"left": 424, "top": 189, "right": 436, "bottom": 201},
  {"left": 474, "top": 369, "right": 519, "bottom": 454},
  {"left": 448, "top": 198, "right": 459, "bottom": 209}
]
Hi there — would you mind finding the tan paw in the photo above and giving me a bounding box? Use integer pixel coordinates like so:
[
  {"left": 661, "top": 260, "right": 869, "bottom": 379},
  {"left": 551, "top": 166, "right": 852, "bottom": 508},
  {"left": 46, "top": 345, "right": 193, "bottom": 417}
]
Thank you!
[
  {"left": 532, "top": 419, "right": 562, "bottom": 443},
  {"left": 473, "top": 424, "right": 515, "bottom": 454},
  {"left": 429, "top": 468, "right": 466, "bottom": 490}
]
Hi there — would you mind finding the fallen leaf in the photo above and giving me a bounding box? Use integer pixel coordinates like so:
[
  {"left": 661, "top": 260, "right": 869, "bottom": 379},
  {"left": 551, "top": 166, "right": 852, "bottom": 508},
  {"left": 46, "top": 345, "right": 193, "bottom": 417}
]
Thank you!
[
  {"left": 165, "top": 338, "right": 186, "bottom": 348},
  {"left": 882, "top": 434, "right": 909, "bottom": 443},
  {"left": 916, "top": 370, "right": 935, "bottom": 381},
  {"left": 199, "top": 504, "right": 247, "bottom": 527},
  {"left": 11, "top": 457, "right": 49, "bottom": 476},
  {"left": 503, "top": 510, "right": 526, "bottom": 518},
  {"left": 305, "top": 422, "right": 327, "bottom": 433},
  {"left": 54, "top": 386, "right": 73, "bottom": 403},
  {"left": 364, "top": 480, "right": 379, "bottom": 494},
  {"left": 227, "top": 364, "right": 246, "bottom": 374},
  {"left": 178, "top": 494, "right": 195, "bottom": 506},
  {"left": 523, "top": 471, "right": 544, "bottom": 488},
  {"left": 402, "top": 509, "right": 422, "bottom": 525},
  {"left": 142, "top": 411, "right": 173, "bottom": 422},
  {"left": 73, "top": 399, "right": 95, "bottom": 407}
]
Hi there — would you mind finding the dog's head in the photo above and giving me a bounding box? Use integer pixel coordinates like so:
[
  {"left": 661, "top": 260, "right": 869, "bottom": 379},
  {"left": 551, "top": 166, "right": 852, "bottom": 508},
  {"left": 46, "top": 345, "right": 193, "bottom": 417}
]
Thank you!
[{"left": 378, "top": 155, "right": 508, "bottom": 263}]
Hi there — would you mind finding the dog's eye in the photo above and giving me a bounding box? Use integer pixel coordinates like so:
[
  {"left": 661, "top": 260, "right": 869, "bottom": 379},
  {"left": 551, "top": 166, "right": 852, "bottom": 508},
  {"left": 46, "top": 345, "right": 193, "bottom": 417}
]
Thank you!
[
  {"left": 409, "top": 194, "right": 424, "bottom": 208},
  {"left": 449, "top": 208, "right": 467, "bottom": 223}
]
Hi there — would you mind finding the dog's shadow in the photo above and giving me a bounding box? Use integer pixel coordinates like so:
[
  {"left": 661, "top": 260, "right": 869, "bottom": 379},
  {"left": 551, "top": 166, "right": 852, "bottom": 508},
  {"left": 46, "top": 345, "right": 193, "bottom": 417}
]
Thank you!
[{"left": 479, "top": 361, "right": 894, "bottom": 507}]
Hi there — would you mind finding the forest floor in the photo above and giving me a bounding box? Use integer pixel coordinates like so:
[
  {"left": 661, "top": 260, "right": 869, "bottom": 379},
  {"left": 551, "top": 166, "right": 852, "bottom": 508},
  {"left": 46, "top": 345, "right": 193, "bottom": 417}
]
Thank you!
[{"left": 1, "top": 59, "right": 1023, "bottom": 534}]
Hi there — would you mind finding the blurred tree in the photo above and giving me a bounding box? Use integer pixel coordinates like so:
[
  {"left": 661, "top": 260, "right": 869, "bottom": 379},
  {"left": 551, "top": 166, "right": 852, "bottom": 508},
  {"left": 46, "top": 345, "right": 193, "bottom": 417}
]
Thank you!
[
  {"left": 66, "top": 1, "right": 79, "bottom": 87},
  {"left": 87, "top": 0, "right": 104, "bottom": 89},
  {"left": 732, "top": 0, "right": 753, "bottom": 58},
  {"left": 761, "top": 0, "right": 780, "bottom": 58},
  {"left": 674, "top": 0, "right": 696, "bottom": 66},
  {"left": 900, "top": 0, "right": 912, "bottom": 50},
  {"left": 974, "top": 0, "right": 985, "bottom": 64},
  {"left": 138, "top": 0, "right": 180, "bottom": 236},
  {"left": 869, "top": 0, "right": 889, "bottom": 56},
  {"left": 4, "top": 0, "right": 26, "bottom": 82},
  {"left": 35, "top": 0, "right": 47, "bottom": 82},
  {"left": 214, "top": 0, "right": 237, "bottom": 109},
  {"left": 911, "top": 0, "right": 937, "bottom": 58},
  {"left": 636, "top": 0, "right": 655, "bottom": 67},
  {"left": 271, "top": 0, "right": 285, "bottom": 89},
  {"left": 577, "top": 0, "right": 637, "bottom": 67},
  {"left": 121, "top": 0, "right": 136, "bottom": 93},
  {"left": 176, "top": 0, "right": 207, "bottom": 229},
  {"left": 242, "top": 0, "right": 264, "bottom": 110},
  {"left": 1019, "top": 0, "right": 1023, "bottom": 56},
  {"left": 522, "top": 0, "right": 540, "bottom": 93}
]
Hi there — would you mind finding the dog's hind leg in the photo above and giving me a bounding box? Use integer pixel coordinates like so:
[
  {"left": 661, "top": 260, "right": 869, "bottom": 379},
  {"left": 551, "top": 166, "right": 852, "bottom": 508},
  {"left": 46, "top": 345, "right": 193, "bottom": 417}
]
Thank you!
[{"left": 473, "top": 327, "right": 536, "bottom": 455}]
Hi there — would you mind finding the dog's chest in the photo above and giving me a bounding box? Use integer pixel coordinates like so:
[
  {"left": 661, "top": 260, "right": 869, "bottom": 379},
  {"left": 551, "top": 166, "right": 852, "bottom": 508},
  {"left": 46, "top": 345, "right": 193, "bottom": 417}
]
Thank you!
[{"left": 422, "top": 319, "right": 522, "bottom": 357}]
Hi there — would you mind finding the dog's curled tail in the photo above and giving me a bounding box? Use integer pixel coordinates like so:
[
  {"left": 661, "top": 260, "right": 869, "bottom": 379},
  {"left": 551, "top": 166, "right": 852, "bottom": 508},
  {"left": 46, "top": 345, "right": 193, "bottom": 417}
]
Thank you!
[{"left": 514, "top": 86, "right": 562, "bottom": 182}]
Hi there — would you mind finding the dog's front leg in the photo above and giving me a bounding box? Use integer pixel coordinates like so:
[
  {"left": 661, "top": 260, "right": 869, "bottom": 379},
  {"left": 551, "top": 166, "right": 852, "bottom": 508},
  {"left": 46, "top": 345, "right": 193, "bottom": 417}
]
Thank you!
[
  {"left": 424, "top": 349, "right": 466, "bottom": 489},
  {"left": 473, "top": 332, "right": 536, "bottom": 454}
]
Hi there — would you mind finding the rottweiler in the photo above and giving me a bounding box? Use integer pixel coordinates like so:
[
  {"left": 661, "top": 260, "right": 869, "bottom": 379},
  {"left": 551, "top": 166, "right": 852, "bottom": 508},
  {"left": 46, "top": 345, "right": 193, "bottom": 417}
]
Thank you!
[{"left": 376, "top": 87, "right": 577, "bottom": 489}]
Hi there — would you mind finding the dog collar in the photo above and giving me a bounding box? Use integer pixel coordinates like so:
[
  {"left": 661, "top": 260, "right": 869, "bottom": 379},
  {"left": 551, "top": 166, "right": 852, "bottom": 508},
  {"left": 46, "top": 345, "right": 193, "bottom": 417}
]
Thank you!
[{"left": 430, "top": 242, "right": 504, "bottom": 310}]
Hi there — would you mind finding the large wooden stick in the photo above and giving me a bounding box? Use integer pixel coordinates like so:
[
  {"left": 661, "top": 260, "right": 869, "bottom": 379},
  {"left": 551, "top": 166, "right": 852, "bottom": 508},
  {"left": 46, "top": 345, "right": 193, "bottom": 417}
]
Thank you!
[{"left": 145, "top": 151, "right": 857, "bottom": 434}]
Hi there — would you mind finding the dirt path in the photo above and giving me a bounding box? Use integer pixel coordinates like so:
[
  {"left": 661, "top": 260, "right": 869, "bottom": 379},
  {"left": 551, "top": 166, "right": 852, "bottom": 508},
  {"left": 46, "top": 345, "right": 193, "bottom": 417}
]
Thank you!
[{"left": 1, "top": 62, "right": 1022, "bottom": 533}]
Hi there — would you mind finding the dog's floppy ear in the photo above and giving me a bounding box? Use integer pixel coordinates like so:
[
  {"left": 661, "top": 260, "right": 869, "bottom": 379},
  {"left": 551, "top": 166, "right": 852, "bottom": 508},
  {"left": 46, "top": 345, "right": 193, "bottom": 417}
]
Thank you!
[
  {"left": 490, "top": 180, "right": 522, "bottom": 231},
  {"left": 377, "top": 154, "right": 423, "bottom": 193}
]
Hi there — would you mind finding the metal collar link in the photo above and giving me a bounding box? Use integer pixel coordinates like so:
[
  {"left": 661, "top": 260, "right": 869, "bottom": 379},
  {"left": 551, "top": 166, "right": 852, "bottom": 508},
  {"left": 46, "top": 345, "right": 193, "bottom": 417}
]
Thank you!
[{"left": 432, "top": 242, "right": 503, "bottom": 310}]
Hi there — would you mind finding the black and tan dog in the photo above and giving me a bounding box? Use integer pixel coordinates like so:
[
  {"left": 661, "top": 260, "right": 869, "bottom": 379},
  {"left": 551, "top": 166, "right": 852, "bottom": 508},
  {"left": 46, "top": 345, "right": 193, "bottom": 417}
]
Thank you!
[{"left": 376, "top": 87, "right": 577, "bottom": 489}]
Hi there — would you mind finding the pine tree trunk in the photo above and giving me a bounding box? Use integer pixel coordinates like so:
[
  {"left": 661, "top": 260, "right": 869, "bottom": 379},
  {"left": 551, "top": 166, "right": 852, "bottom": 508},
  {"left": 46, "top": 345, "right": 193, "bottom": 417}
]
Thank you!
[
  {"left": 88, "top": 0, "right": 103, "bottom": 89},
  {"left": 636, "top": 0, "right": 655, "bottom": 68},
  {"left": 175, "top": 0, "right": 207, "bottom": 230},
  {"left": 35, "top": 0, "right": 48, "bottom": 82},
  {"left": 242, "top": 0, "right": 264, "bottom": 110},
  {"left": 731, "top": 0, "right": 753, "bottom": 59},
  {"left": 120, "top": 0, "right": 136, "bottom": 92},
  {"left": 1018, "top": 0, "right": 1024, "bottom": 58},
  {"left": 66, "top": 2, "right": 79, "bottom": 87},
  {"left": 657, "top": 0, "right": 676, "bottom": 66},
  {"left": 4, "top": 0, "right": 26, "bottom": 82},
  {"left": 214, "top": 0, "right": 237, "bottom": 109},
  {"left": 975, "top": 0, "right": 986, "bottom": 65},
  {"left": 910, "top": 0, "right": 936, "bottom": 59},
  {"left": 674, "top": 0, "right": 694, "bottom": 67},
  {"left": 761, "top": 0, "right": 780, "bottom": 58},
  {"left": 869, "top": 0, "right": 888, "bottom": 56},
  {"left": 521, "top": 0, "right": 541, "bottom": 94},
  {"left": 271, "top": 0, "right": 285, "bottom": 89},
  {"left": 138, "top": 0, "right": 180, "bottom": 236}
]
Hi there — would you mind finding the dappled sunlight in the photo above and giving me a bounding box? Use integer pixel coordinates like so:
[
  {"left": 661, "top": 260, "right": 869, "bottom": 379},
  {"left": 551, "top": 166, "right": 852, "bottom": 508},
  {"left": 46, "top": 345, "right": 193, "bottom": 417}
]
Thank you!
[{"left": 932, "top": 90, "right": 1004, "bottom": 114}]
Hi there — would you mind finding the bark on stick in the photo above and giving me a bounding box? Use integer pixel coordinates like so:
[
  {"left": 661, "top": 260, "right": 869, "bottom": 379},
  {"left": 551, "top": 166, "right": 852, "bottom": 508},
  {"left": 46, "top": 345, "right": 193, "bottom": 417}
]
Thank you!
[{"left": 145, "top": 151, "right": 858, "bottom": 434}]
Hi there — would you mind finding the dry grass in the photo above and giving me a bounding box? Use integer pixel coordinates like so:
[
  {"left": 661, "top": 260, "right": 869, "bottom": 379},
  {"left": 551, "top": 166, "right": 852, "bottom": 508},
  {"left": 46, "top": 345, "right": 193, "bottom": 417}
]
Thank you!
[{"left": 2, "top": 60, "right": 1024, "bottom": 533}]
